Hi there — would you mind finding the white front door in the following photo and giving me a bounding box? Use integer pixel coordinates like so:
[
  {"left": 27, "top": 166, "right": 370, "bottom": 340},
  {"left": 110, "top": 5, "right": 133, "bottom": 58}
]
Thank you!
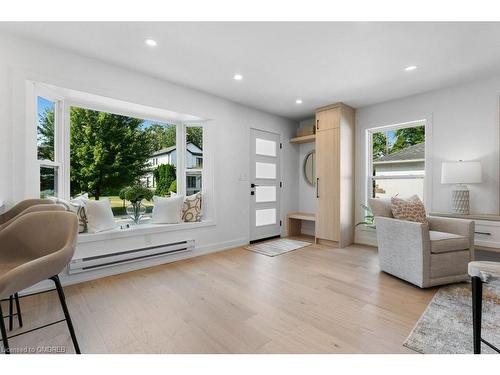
[{"left": 250, "top": 129, "right": 281, "bottom": 242}]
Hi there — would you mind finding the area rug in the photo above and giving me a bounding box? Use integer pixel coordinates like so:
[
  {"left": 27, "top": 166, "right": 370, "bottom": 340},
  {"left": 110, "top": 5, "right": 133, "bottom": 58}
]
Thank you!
[
  {"left": 403, "top": 280, "right": 500, "bottom": 353},
  {"left": 245, "top": 238, "right": 311, "bottom": 257}
]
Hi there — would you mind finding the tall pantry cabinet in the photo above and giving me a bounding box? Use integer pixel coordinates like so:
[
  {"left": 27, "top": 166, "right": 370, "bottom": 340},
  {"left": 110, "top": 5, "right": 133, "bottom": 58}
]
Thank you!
[{"left": 314, "top": 103, "right": 355, "bottom": 248}]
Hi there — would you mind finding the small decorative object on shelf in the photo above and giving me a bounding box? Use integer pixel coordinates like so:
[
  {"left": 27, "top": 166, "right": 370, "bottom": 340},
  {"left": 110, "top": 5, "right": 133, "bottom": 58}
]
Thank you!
[
  {"left": 119, "top": 185, "right": 153, "bottom": 225},
  {"left": 356, "top": 203, "right": 376, "bottom": 229}
]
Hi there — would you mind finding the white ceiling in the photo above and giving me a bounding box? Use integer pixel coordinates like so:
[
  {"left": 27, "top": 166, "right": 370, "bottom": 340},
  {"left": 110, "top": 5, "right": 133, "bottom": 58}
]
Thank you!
[{"left": 2, "top": 22, "right": 500, "bottom": 120}]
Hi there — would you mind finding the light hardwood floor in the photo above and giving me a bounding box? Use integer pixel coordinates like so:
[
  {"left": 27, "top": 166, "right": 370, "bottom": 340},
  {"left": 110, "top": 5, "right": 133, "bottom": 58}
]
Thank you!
[{"left": 3, "top": 241, "right": 436, "bottom": 354}]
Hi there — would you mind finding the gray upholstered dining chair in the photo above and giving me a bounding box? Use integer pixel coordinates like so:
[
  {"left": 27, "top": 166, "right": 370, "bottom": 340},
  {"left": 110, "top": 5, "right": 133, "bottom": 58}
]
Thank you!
[
  {"left": 369, "top": 197, "right": 475, "bottom": 288},
  {"left": 468, "top": 261, "right": 500, "bottom": 354},
  {"left": 0, "top": 211, "right": 80, "bottom": 354}
]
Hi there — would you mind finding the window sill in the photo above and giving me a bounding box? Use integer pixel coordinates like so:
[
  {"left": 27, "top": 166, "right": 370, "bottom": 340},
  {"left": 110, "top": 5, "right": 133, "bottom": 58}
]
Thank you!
[{"left": 77, "top": 219, "right": 215, "bottom": 244}]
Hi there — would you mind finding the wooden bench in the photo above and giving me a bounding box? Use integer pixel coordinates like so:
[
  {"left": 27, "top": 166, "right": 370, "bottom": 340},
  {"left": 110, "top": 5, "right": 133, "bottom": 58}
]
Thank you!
[{"left": 286, "top": 212, "right": 315, "bottom": 237}]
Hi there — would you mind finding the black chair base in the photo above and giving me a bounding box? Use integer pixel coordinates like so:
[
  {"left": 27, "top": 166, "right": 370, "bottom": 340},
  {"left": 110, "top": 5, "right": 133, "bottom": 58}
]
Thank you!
[
  {"left": 471, "top": 276, "right": 500, "bottom": 354},
  {"left": 0, "top": 293, "right": 23, "bottom": 354},
  {"left": 4, "top": 293, "right": 23, "bottom": 331},
  {"left": 0, "top": 275, "right": 81, "bottom": 354}
]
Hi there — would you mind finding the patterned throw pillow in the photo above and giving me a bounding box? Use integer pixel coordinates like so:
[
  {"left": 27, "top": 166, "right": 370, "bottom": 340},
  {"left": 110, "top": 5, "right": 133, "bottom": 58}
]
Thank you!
[
  {"left": 390, "top": 196, "right": 427, "bottom": 224},
  {"left": 50, "top": 194, "right": 89, "bottom": 233},
  {"left": 75, "top": 205, "right": 88, "bottom": 233},
  {"left": 182, "top": 192, "right": 202, "bottom": 222}
]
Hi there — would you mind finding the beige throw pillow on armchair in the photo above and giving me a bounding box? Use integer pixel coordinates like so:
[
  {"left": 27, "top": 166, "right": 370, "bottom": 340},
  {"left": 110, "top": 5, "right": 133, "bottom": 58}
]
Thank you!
[{"left": 390, "top": 195, "right": 427, "bottom": 224}]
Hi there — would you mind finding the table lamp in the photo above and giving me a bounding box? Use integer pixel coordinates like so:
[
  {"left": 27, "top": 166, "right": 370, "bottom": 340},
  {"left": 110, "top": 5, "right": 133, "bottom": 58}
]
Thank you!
[{"left": 441, "top": 161, "right": 482, "bottom": 215}]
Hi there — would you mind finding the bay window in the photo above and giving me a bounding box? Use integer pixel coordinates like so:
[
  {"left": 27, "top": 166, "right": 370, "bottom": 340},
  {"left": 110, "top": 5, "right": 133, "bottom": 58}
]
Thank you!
[{"left": 33, "top": 82, "right": 211, "bottom": 221}]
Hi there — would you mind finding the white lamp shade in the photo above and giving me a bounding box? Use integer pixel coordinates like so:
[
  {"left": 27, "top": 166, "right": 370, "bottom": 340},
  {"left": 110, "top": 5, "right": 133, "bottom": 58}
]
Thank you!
[{"left": 441, "top": 161, "right": 482, "bottom": 184}]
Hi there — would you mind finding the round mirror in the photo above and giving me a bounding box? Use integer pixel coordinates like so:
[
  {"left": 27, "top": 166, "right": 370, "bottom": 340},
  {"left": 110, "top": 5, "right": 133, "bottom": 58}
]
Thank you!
[{"left": 303, "top": 150, "right": 316, "bottom": 186}]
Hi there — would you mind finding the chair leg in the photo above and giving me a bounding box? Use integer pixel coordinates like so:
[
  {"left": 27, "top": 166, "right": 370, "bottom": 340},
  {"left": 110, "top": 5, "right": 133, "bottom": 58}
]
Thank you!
[
  {"left": 8, "top": 295, "right": 13, "bottom": 331},
  {"left": 14, "top": 293, "right": 23, "bottom": 328},
  {"left": 50, "top": 275, "right": 81, "bottom": 354},
  {"left": 0, "top": 302, "right": 10, "bottom": 354},
  {"left": 472, "top": 276, "right": 483, "bottom": 354}
]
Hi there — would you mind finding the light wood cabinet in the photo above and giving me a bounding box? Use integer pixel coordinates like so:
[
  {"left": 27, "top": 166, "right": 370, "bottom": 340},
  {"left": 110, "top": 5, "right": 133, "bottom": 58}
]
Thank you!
[
  {"left": 315, "top": 127, "right": 340, "bottom": 241},
  {"left": 314, "top": 103, "right": 354, "bottom": 248},
  {"left": 315, "top": 107, "right": 340, "bottom": 132}
]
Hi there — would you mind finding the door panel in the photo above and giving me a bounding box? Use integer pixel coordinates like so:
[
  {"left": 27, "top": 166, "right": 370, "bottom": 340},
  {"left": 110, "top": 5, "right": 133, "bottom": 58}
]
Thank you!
[
  {"left": 315, "top": 127, "right": 340, "bottom": 241},
  {"left": 250, "top": 129, "right": 281, "bottom": 241},
  {"left": 316, "top": 108, "right": 340, "bottom": 132}
]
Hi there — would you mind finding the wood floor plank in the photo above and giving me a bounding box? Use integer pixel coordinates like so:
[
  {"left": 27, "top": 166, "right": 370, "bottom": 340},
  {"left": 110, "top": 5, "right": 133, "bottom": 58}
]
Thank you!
[{"left": 5, "top": 242, "right": 436, "bottom": 353}]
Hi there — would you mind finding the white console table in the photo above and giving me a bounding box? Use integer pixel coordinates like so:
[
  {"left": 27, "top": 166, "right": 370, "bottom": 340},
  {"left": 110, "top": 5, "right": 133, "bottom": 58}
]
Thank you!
[{"left": 430, "top": 212, "right": 500, "bottom": 253}]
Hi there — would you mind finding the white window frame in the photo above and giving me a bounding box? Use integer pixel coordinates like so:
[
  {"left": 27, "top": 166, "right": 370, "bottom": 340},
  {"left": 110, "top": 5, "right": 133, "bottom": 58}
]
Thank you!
[
  {"left": 35, "top": 85, "right": 66, "bottom": 199},
  {"left": 366, "top": 119, "right": 429, "bottom": 206},
  {"left": 31, "top": 82, "right": 215, "bottom": 222}
]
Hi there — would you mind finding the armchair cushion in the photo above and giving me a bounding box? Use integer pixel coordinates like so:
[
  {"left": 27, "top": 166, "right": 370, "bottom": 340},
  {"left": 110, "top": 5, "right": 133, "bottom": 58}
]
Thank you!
[
  {"left": 429, "top": 230, "right": 469, "bottom": 254},
  {"left": 427, "top": 216, "right": 474, "bottom": 238}
]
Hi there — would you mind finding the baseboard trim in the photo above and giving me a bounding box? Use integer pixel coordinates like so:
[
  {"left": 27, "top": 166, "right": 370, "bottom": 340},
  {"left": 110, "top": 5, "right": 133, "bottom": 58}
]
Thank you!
[{"left": 20, "top": 237, "right": 249, "bottom": 296}]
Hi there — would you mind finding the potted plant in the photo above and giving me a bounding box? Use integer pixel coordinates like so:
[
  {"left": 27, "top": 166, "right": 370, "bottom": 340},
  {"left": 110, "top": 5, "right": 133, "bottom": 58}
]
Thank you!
[
  {"left": 356, "top": 203, "right": 376, "bottom": 229},
  {"left": 119, "top": 185, "right": 153, "bottom": 224}
]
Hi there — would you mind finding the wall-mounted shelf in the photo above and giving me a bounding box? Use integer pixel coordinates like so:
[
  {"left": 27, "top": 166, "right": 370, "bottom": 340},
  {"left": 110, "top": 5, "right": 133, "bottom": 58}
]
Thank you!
[{"left": 289, "top": 134, "right": 315, "bottom": 144}]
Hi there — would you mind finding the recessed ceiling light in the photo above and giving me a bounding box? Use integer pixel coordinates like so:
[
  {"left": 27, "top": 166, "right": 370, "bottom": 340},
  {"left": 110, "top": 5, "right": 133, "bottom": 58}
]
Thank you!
[
  {"left": 144, "top": 38, "right": 158, "bottom": 47},
  {"left": 233, "top": 74, "right": 243, "bottom": 81},
  {"left": 405, "top": 65, "right": 418, "bottom": 71},
  {"left": 295, "top": 99, "right": 303, "bottom": 104}
]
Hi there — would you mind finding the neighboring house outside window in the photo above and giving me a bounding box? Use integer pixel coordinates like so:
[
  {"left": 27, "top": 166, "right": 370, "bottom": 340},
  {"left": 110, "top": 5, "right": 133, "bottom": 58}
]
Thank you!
[
  {"left": 196, "top": 157, "right": 203, "bottom": 168},
  {"left": 368, "top": 121, "right": 426, "bottom": 202},
  {"left": 144, "top": 141, "right": 203, "bottom": 194}
]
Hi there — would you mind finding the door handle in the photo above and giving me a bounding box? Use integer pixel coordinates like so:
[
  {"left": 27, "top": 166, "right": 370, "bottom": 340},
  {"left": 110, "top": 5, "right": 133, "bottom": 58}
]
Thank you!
[
  {"left": 251, "top": 183, "right": 260, "bottom": 188},
  {"left": 475, "top": 231, "right": 492, "bottom": 236},
  {"left": 316, "top": 119, "right": 319, "bottom": 130},
  {"left": 316, "top": 178, "right": 319, "bottom": 198}
]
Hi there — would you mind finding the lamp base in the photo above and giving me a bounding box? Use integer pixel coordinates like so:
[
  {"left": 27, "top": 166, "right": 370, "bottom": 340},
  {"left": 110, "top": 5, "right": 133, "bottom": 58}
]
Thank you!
[{"left": 451, "top": 188, "right": 470, "bottom": 215}]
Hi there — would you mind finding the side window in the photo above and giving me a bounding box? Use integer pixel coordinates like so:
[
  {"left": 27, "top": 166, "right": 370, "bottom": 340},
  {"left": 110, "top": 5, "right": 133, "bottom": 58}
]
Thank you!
[
  {"left": 369, "top": 123, "right": 426, "bottom": 201},
  {"left": 185, "top": 125, "right": 203, "bottom": 196},
  {"left": 37, "top": 96, "right": 60, "bottom": 198}
]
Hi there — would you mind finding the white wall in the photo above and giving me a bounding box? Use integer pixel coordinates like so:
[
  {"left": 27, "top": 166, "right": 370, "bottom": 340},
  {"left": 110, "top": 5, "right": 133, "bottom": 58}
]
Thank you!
[
  {"left": 0, "top": 33, "right": 299, "bottom": 286},
  {"left": 355, "top": 75, "right": 500, "bottom": 244}
]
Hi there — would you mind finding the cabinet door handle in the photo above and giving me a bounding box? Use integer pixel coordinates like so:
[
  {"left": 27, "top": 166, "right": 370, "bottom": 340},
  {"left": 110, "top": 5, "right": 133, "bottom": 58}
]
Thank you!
[
  {"left": 316, "top": 119, "right": 319, "bottom": 130},
  {"left": 316, "top": 178, "right": 319, "bottom": 198},
  {"left": 475, "top": 231, "right": 492, "bottom": 236}
]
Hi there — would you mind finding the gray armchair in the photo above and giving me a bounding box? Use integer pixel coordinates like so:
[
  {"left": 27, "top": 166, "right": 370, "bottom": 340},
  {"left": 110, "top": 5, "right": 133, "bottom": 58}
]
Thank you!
[{"left": 369, "top": 198, "right": 475, "bottom": 288}]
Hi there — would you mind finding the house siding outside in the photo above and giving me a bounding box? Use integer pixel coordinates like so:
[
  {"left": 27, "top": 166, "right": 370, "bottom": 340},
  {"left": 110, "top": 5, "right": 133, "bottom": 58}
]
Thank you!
[
  {"left": 372, "top": 142, "right": 425, "bottom": 200},
  {"left": 144, "top": 142, "right": 202, "bottom": 195}
]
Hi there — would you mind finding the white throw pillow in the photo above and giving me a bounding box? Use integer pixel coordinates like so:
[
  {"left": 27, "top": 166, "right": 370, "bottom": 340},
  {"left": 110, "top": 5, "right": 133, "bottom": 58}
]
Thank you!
[
  {"left": 83, "top": 198, "right": 116, "bottom": 233},
  {"left": 152, "top": 195, "right": 184, "bottom": 224}
]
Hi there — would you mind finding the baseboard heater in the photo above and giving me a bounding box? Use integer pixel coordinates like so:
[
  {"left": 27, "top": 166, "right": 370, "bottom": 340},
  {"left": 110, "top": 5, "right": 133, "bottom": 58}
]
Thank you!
[{"left": 68, "top": 240, "right": 194, "bottom": 274}]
